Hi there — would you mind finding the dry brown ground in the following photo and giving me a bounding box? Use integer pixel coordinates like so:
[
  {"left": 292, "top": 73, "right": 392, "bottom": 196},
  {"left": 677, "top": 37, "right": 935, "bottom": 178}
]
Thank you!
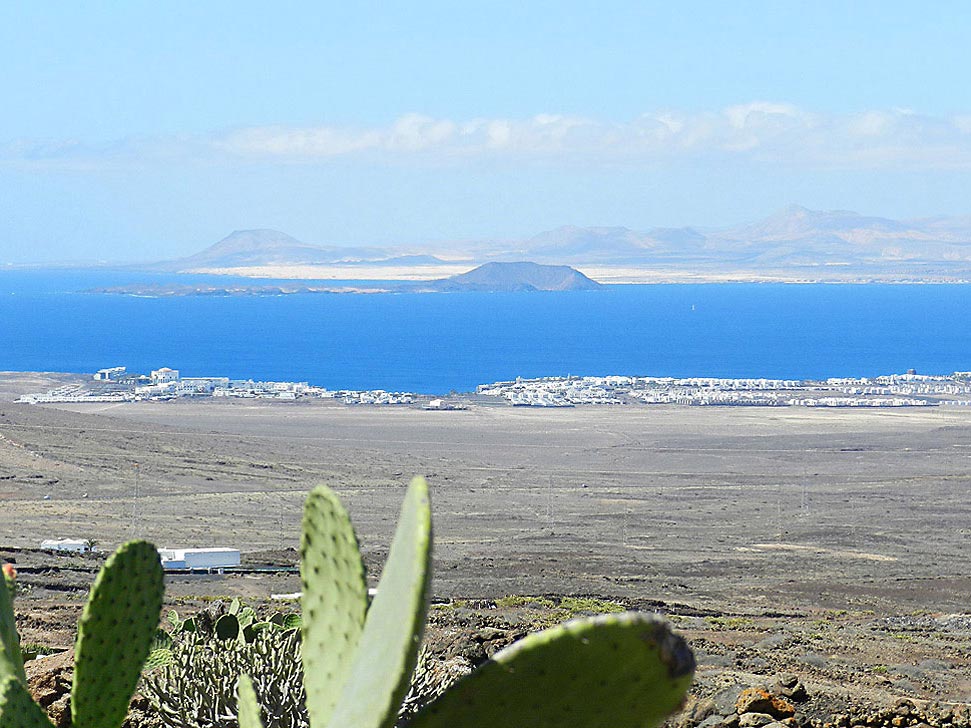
[{"left": 2, "top": 376, "right": 970, "bottom": 716}]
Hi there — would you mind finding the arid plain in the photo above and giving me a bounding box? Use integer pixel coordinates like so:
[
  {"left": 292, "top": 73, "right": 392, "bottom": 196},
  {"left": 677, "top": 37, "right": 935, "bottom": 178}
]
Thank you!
[{"left": 3, "top": 372, "right": 971, "bottom": 715}]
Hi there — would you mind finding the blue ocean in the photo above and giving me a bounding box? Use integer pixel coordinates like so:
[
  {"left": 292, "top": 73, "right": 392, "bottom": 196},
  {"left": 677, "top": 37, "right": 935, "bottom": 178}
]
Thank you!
[{"left": 0, "top": 270, "right": 969, "bottom": 394}]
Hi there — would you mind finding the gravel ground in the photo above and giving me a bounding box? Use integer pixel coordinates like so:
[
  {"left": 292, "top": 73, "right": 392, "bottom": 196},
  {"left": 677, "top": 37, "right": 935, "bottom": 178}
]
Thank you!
[{"left": 2, "top": 375, "right": 971, "bottom": 721}]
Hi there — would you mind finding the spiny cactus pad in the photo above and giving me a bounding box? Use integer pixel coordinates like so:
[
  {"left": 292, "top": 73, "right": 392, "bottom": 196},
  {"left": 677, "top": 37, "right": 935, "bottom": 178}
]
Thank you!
[
  {"left": 236, "top": 674, "right": 264, "bottom": 728},
  {"left": 71, "top": 540, "right": 164, "bottom": 728},
  {"left": 326, "top": 476, "right": 432, "bottom": 728},
  {"left": 0, "top": 676, "right": 55, "bottom": 728},
  {"left": 408, "top": 612, "right": 695, "bottom": 728},
  {"left": 0, "top": 568, "right": 26, "bottom": 687},
  {"left": 215, "top": 614, "right": 240, "bottom": 641},
  {"left": 300, "top": 485, "right": 368, "bottom": 728}
]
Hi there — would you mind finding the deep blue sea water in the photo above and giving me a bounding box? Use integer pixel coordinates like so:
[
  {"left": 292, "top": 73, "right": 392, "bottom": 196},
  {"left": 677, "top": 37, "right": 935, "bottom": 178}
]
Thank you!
[{"left": 0, "top": 270, "right": 969, "bottom": 394}]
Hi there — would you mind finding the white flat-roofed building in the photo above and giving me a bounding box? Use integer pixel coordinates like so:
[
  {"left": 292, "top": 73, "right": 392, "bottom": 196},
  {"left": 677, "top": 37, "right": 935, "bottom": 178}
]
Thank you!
[
  {"left": 94, "top": 366, "right": 126, "bottom": 381},
  {"left": 157, "top": 547, "right": 240, "bottom": 571},
  {"left": 178, "top": 377, "right": 229, "bottom": 395},
  {"left": 151, "top": 367, "right": 180, "bottom": 384},
  {"left": 41, "top": 538, "right": 92, "bottom": 553}
]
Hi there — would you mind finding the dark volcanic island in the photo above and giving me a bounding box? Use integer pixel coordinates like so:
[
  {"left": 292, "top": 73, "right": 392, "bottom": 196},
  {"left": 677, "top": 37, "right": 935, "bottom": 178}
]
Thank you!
[{"left": 406, "top": 261, "right": 602, "bottom": 292}]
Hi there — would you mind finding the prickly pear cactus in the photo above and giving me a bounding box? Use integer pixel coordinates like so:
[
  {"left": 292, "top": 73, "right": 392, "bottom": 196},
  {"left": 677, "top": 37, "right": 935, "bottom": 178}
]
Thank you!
[
  {"left": 238, "top": 478, "right": 693, "bottom": 728},
  {"left": 1, "top": 561, "right": 53, "bottom": 728},
  {"left": 325, "top": 476, "right": 432, "bottom": 728},
  {"left": 71, "top": 540, "right": 164, "bottom": 728},
  {"left": 215, "top": 614, "right": 241, "bottom": 641},
  {"left": 236, "top": 674, "right": 264, "bottom": 728},
  {"left": 0, "top": 564, "right": 26, "bottom": 688},
  {"left": 408, "top": 612, "right": 695, "bottom": 728},
  {"left": 300, "top": 485, "right": 368, "bottom": 728},
  {"left": 0, "top": 675, "right": 55, "bottom": 728}
]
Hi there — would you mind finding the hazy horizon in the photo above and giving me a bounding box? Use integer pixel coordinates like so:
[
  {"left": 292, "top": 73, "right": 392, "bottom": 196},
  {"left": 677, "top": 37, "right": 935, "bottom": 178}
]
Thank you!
[{"left": 2, "top": 2, "right": 970, "bottom": 263}]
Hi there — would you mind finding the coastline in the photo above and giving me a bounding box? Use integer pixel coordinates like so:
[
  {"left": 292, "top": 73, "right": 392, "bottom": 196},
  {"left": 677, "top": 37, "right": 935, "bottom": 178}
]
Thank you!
[
  {"left": 6, "top": 369, "right": 971, "bottom": 409},
  {"left": 184, "top": 263, "right": 971, "bottom": 285}
]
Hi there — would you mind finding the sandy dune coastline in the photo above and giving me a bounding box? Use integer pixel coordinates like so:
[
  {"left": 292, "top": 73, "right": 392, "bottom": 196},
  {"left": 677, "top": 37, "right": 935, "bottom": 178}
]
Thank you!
[{"left": 187, "top": 263, "right": 971, "bottom": 284}]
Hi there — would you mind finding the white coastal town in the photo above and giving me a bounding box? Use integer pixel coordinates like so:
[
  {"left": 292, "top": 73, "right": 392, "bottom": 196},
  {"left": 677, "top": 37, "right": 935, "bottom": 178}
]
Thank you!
[
  {"left": 17, "top": 366, "right": 417, "bottom": 406},
  {"left": 15, "top": 365, "right": 971, "bottom": 408}
]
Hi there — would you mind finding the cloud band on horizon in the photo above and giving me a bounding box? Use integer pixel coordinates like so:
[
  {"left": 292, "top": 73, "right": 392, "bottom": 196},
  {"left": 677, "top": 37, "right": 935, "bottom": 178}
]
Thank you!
[{"left": 4, "top": 103, "right": 971, "bottom": 172}]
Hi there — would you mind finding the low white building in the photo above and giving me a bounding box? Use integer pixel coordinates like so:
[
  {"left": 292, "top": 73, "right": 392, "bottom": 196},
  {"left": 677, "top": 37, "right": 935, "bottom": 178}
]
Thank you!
[
  {"left": 151, "top": 367, "right": 180, "bottom": 384},
  {"left": 41, "top": 538, "right": 92, "bottom": 553},
  {"left": 178, "top": 377, "right": 229, "bottom": 395},
  {"left": 94, "top": 366, "right": 126, "bottom": 381},
  {"left": 157, "top": 547, "right": 241, "bottom": 571}
]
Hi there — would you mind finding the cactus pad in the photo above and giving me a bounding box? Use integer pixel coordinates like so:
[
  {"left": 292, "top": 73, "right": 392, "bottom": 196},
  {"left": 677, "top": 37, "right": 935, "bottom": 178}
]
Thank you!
[
  {"left": 71, "top": 540, "right": 164, "bottom": 728},
  {"left": 215, "top": 614, "right": 240, "bottom": 641},
  {"left": 300, "top": 485, "right": 368, "bottom": 728},
  {"left": 0, "top": 676, "right": 55, "bottom": 728},
  {"left": 236, "top": 674, "right": 265, "bottom": 728},
  {"left": 326, "top": 476, "right": 432, "bottom": 728},
  {"left": 0, "top": 568, "right": 25, "bottom": 687},
  {"left": 408, "top": 612, "right": 695, "bottom": 728}
]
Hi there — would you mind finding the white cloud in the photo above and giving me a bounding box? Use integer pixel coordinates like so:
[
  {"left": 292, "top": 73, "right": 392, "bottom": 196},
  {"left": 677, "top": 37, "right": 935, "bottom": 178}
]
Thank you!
[{"left": 4, "top": 105, "right": 971, "bottom": 170}]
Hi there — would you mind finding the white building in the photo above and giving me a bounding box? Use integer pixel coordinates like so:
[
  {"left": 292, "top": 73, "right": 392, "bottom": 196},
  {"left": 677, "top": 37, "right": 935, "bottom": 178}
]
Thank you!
[
  {"left": 178, "top": 377, "right": 228, "bottom": 394},
  {"left": 41, "top": 538, "right": 93, "bottom": 553},
  {"left": 157, "top": 547, "right": 240, "bottom": 571},
  {"left": 151, "top": 367, "right": 180, "bottom": 384},
  {"left": 93, "top": 366, "right": 126, "bottom": 381}
]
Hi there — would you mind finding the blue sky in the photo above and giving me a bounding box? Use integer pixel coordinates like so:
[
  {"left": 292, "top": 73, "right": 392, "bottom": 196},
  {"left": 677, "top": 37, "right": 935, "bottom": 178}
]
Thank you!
[{"left": 1, "top": 1, "right": 970, "bottom": 262}]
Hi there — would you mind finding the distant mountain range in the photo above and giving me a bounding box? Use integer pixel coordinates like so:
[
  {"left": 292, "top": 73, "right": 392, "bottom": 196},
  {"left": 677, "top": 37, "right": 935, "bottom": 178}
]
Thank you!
[
  {"left": 144, "top": 206, "right": 971, "bottom": 281},
  {"left": 503, "top": 206, "right": 971, "bottom": 269},
  {"left": 147, "top": 229, "right": 441, "bottom": 270}
]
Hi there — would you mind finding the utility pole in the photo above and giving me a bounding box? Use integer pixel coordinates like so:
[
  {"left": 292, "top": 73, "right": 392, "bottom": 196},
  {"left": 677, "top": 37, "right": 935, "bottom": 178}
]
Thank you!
[
  {"left": 547, "top": 475, "right": 555, "bottom": 536},
  {"left": 131, "top": 463, "right": 140, "bottom": 538}
]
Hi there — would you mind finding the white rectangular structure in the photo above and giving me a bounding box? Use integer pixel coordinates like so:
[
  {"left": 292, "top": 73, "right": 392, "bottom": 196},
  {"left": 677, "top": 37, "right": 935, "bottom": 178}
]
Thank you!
[
  {"left": 151, "top": 367, "right": 180, "bottom": 384},
  {"left": 41, "top": 539, "right": 91, "bottom": 553},
  {"left": 157, "top": 547, "right": 240, "bottom": 571},
  {"left": 94, "top": 366, "right": 126, "bottom": 381}
]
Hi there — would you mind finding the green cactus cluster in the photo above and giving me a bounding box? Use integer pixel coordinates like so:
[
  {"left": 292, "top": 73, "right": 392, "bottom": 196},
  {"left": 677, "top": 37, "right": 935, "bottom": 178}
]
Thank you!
[
  {"left": 144, "top": 604, "right": 460, "bottom": 728},
  {"left": 143, "top": 623, "right": 305, "bottom": 728},
  {"left": 143, "top": 600, "right": 306, "bottom": 728},
  {"left": 237, "top": 477, "right": 695, "bottom": 728},
  {"left": 396, "top": 649, "right": 472, "bottom": 725},
  {"left": 1, "top": 541, "right": 164, "bottom": 728},
  {"left": 166, "top": 609, "right": 197, "bottom": 635}
]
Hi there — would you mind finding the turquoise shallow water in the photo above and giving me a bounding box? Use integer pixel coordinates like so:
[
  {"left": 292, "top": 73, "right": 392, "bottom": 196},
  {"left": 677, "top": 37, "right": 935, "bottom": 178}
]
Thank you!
[{"left": 0, "top": 270, "right": 969, "bottom": 393}]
